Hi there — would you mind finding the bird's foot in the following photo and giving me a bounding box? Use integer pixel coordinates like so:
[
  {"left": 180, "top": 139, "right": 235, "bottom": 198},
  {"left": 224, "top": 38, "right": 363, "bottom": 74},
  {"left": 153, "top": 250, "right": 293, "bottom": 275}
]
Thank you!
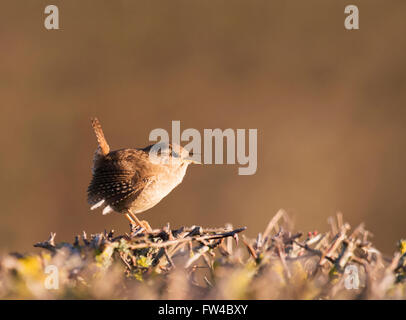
[
  {"left": 140, "top": 220, "right": 153, "bottom": 233},
  {"left": 130, "top": 223, "right": 138, "bottom": 234},
  {"left": 129, "top": 220, "right": 152, "bottom": 234},
  {"left": 125, "top": 212, "right": 152, "bottom": 233}
]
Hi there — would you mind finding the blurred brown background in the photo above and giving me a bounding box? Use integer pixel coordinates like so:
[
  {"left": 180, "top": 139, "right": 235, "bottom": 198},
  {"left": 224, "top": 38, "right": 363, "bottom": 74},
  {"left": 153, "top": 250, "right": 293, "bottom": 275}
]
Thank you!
[{"left": 0, "top": 0, "right": 405, "bottom": 254}]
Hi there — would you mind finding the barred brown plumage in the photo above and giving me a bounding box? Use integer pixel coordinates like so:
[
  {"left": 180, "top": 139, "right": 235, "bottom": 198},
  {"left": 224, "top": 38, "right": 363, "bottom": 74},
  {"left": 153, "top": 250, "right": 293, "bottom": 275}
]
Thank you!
[{"left": 87, "top": 118, "right": 199, "bottom": 232}]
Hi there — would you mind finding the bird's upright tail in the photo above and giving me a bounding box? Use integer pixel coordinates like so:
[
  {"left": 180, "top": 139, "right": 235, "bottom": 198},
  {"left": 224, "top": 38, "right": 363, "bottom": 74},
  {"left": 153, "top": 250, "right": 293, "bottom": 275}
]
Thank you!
[{"left": 91, "top": 117, "right": 110, "bottom": 155}]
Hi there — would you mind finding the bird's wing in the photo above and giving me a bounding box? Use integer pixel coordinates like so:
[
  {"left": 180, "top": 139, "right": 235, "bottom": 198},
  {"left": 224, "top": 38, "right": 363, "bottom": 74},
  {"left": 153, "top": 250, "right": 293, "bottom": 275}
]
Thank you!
[{"left": 87, "top": 156, "right": 154, "bottom": 212}]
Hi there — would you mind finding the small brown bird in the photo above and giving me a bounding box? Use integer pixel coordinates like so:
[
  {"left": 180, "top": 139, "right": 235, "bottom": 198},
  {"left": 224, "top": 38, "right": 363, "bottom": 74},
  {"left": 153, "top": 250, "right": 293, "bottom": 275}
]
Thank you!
[{"left": 87, "top": 118, "right": 199, "bottom": 231}]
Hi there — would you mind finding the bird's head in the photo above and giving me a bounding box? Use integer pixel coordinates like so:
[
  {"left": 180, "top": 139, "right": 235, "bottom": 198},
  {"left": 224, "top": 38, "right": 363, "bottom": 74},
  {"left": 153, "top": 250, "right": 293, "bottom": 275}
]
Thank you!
[{"left": 144, "top": 142, "right": 201, "bottom": 166}]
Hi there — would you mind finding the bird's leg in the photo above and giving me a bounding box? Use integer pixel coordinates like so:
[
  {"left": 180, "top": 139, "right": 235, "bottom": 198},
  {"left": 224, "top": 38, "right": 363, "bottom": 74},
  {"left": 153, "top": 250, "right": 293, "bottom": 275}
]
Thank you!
[
  {"left": 128, "top": 211, "right": 153, "bottom": 232},
  {"left": 125, "top": 213, "right": 137, "bottom": 232}
]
